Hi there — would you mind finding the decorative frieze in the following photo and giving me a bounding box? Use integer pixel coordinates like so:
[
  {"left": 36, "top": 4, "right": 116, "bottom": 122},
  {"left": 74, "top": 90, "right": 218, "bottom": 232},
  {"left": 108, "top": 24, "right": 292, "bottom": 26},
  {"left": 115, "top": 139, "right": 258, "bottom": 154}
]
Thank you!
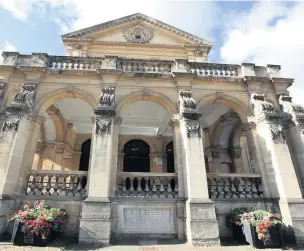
[
  {"left": 250, "top": 92, "right": 278, "bottom": 121},
  {"left": 122, "top": 24, "right": 153, "bottom": 43},
  {"left": 270, "top": 125, "right": 285, "bottom": 144}
]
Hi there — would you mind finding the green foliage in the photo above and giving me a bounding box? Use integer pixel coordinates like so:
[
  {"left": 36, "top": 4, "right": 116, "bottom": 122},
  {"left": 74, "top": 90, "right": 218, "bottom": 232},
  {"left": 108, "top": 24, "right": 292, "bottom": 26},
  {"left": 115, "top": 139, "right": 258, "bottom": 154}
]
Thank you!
[{"left": 226, "top": 207, "right": 251, "bottom": 227}]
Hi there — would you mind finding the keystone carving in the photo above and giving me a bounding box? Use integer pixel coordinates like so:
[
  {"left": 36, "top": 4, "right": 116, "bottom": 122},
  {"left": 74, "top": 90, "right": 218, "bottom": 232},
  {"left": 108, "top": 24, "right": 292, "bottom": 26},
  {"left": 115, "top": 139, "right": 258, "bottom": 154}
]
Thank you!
[
  {"left": 98, "top": 86, "right": 115, "bottom": 109},
  {"left": 12, "top": 82, "right": 39, "bottom": 113},
  {"left": 250, "top": 92, "right": 278, "bottom": 120},
  {"left": 179, "top": 90, "right": 201, "bottom": 120},
  {"left": 96, "top": 86, "right": 116, "bottom": 134},
  {"left": 279, "top": 93, "right": 304, "bottom": 119}
]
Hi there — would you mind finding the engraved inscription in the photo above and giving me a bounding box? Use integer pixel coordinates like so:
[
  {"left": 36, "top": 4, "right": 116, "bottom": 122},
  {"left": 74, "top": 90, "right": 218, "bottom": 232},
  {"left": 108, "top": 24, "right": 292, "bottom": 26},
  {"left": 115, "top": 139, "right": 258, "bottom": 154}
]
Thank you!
[{"left": 123, "top": 208, "right": 172, "bottom": 233}]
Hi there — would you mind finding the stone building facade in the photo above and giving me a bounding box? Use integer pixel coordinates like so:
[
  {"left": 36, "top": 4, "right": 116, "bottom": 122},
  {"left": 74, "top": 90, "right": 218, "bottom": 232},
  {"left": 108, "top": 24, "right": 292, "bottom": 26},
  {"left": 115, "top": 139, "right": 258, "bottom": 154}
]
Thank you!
[{"left": 0, "top": 13, "right": 304, "bottom": 245}]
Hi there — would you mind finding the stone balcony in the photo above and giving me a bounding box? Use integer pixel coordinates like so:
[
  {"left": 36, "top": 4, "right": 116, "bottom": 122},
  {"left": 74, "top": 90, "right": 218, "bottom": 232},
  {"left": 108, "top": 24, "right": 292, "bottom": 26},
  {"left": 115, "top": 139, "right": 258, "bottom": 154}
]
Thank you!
[{"left": 1, "top": 52, "right": 282, "bottom": 79}]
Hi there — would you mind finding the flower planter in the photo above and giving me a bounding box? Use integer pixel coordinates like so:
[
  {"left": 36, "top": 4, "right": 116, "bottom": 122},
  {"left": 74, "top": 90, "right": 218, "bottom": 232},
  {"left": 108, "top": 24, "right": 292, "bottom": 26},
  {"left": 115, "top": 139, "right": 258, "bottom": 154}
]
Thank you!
[
  {"left": 12, "top": 221, "right": 52, "bottom": 247},
  {"left": 242, "top": 221, "right": 282, "bottom": 249},
  {"left": 232, "top": 224, "right": 246, "bottom": 244}
]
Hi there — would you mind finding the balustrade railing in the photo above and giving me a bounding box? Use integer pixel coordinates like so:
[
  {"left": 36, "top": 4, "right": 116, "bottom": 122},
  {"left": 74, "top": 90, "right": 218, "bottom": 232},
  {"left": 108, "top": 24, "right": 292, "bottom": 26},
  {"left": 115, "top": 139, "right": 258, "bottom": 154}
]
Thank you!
[
  {"left": 116, "top": 172, "right": 178, "bottom": 198},
  {"left": 118, "top": 59, "right": 173, "bottom": 74},
  {"left": 48, "top": 56, "right": 104, "bottom": 71},
  {"left": 207, "top": 173, "right": 263, "bottom": 199},
  {"left": 189, "top": 62, "right": 239, "bottom": 77},
  {"left": 25, "top": 170, "right": 88, "bottom": 197}
]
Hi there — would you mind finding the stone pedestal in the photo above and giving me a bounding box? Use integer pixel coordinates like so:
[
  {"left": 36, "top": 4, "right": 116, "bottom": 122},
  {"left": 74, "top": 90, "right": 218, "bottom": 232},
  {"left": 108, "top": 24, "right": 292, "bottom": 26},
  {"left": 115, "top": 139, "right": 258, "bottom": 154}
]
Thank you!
[
  {"left": 186, "top": 199, "right": 220, "bottom": 246},
  {"left": 78, "top": 198, "right": 111, "bottom": 245}
]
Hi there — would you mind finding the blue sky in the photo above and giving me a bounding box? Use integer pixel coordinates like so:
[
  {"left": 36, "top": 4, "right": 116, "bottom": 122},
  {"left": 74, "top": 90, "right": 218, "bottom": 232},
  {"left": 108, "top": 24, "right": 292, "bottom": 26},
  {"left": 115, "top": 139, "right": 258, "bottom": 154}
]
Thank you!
[{"left": 0, "top": 0, "right": 303, "bottom": 102}]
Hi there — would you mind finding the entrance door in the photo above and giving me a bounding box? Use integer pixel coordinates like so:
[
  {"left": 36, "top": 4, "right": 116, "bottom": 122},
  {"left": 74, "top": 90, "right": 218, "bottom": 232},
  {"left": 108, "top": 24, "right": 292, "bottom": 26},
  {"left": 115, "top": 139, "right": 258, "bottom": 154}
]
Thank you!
[{"left": 123, "top": 140, "right": 150, "bottom": 172}]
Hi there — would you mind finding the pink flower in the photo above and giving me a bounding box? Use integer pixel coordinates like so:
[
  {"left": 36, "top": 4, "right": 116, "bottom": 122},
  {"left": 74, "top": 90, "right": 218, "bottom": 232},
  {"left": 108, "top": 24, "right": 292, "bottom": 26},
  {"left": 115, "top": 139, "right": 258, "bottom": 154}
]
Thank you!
[{"left": 23, "top": 204, "right": 29, "bottom": 209}]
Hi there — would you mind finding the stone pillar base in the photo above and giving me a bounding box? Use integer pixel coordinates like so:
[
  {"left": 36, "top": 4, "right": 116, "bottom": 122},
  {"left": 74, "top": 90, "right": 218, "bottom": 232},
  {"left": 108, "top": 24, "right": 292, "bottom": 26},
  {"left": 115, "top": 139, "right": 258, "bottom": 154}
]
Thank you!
[
  {"left": 185, "top": 199, "right": 220, "bottom": 246},
  {"left": 78, "top": 197, "right": 111, "bottom": 245},
  {"left": 0, "top": 198, "right": 18, "bottom": 235},
  {"left": 282, "top": 199, "right": 304, "bottom": 245}
]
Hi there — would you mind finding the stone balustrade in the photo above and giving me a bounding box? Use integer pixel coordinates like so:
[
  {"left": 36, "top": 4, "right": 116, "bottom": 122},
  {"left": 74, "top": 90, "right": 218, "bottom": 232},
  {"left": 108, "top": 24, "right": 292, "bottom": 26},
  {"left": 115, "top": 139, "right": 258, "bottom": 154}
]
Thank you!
[
  {"left": 116, "top": 172, "right": 178, "bottom": 198},
  {"left": 207, "top": 173, "right": 263, "bottom": 199},
  {"left": 189, "top": 62, "right": 240, "bottom": 77},
  {"left": 1, "top": 52, "right": 281, "bottom": 79},
  {"left": 25, "top": 170, "right": 88, "bottom": 197},
  {"left": 117, "top": 58, "right": 173, "bottom": 74},
  {"left": 48, "top": 56, "right": 104, "bottom": 71}
]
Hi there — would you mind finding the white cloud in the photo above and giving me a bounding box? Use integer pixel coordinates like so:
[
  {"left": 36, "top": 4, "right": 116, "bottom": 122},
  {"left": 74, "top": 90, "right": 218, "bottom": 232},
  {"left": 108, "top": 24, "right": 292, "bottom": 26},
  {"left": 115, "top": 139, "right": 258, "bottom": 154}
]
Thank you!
[
  {"left": 0, "top": 41, "right": 17, "bottom": 64},
  {"left": 0, "top": 0, "right": 33, "bottom": 22},
  {"left": 220, "top": 1, "right": 304, "bottom": 104}
]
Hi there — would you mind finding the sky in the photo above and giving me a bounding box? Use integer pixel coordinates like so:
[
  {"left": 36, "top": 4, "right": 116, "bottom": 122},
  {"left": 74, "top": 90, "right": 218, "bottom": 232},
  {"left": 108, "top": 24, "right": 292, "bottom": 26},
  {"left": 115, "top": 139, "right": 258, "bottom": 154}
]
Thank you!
[{"left": 0, "top": 0, "right": 303, "bottom": 103}]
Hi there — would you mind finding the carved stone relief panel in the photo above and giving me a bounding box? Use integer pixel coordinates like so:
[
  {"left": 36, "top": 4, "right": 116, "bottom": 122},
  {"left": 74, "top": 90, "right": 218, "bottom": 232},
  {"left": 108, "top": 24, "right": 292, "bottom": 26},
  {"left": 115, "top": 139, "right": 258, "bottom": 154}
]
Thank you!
[{"left": 123, "top": 25, "right": 153, "bottom": 43}]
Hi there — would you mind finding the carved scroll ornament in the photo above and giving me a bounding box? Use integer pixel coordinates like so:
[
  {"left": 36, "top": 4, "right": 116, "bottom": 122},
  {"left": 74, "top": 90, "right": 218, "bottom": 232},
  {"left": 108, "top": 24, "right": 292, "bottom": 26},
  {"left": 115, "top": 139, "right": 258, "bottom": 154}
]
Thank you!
[
  {"left": 95, "top": 116, "right": 112, "bottom": 134},
  {"left": 0, "top": 81, "right": 7, "bottom": 102},
  {"left": 2, "top": 115, "right": 21, "bottom": 132},
  {"left": 250, "top": 93, "right": 277, "bottom": 119},
  {"left": 270, "top": 125, "right": 285, "bottom": 144},
  {"left": 185, "top": 120, "right": 201, "bottom": 138},
  {"left": 279, "top": 93, "right": 304, "bottom": 119},
  {"left": 12, "top": 83, "right": 39, "bottom": 112}
]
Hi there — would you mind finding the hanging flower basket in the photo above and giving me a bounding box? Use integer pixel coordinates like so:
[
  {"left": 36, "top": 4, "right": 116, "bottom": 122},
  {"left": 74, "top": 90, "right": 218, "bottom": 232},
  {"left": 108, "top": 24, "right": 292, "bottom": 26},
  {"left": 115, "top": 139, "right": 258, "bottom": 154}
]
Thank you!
[
  {"left": 10, "top": 201, "right": 67, "bottom": 246},
  {"left": 240, "top": 210, "right": 282, "bottom": 249}
]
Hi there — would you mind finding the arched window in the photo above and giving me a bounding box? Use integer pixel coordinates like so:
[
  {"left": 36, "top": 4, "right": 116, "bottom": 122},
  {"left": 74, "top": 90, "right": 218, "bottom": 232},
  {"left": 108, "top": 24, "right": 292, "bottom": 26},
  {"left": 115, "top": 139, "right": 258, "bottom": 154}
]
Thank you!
[
  {"left": 79, "top": 139, "right": 91, "bottom": 171},
  {"left": 123, "top": 140, "right": 150, "bottom": 172},
  {"left": 166, "top": 142, "right": 175, "bottom": 173}
]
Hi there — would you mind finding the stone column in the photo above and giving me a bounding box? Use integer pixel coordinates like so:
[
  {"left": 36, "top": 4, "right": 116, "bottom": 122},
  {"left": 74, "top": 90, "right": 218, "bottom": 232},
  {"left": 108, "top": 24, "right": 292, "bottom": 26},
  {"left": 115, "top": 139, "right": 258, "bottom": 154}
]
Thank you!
[
  {"left": 230, "top": 147, "right": 244, "bottom": 173},
  {"left": 79, "top": 86, "right": 117, "bottom": 245},
  {"left": 177, "top": 90, "right": 220, "bottom": 245},
  {"left": 0, "top": 82, "right": 39, "bottom": 234},
  {"left": 250, "top": 92, "right": 304, "bottom": 244},
  {"left": 279, "top": 93, "right": 304, "bottom": 194},
  {"left": 117, "top": 152, "right": 124, "bottom": 172}
]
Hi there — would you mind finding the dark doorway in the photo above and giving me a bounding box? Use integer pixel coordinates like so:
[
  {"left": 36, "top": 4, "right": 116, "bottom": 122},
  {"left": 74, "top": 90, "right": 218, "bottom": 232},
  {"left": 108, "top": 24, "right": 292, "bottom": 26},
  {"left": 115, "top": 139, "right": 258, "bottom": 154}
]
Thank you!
[
  {"left": 79, "top": 139, "right": 91, "bottom": 171},
  {"left": 166, "top": 142, "right": 175, "bottom": 173},
  {"left": 123, "top": 140, "right": 150, "bottom": 172}
]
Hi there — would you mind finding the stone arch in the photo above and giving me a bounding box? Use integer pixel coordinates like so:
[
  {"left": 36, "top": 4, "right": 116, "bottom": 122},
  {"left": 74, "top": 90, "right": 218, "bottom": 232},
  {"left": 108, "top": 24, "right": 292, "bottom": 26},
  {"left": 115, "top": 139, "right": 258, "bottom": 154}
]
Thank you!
[
  {"left": 231, "top": 120, "right": 243, "bottom": 148},
  {"left": 118, "top": 137, "right": 156, "bottom": 153},
  {"left": 46, "top": 105, "right": 65, "bottom": 142},
  {"left": 197, "top": 93, "right": 251, "bottom": 123},
  {"left": 75, "top": 135, "right": 92, "bottom": 151},
  {"left": 34, "top": 87, "right": 98, "bottom": 116},
  {"left": 116, "top": 90, "right": 177, "bottom": 117}
]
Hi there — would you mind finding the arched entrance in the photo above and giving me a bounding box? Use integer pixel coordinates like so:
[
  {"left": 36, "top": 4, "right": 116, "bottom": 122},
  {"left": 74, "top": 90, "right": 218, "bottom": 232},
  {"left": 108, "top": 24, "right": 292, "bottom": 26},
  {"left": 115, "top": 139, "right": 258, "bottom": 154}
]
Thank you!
[
  {"left": 123, "top": 140, "right": 150, "bottom": 172},
  {"left": 79, "top": 139, "right": 91, "bottom": 171},
  {"left": 166, "top": 142, "right": 175, "bottom": 173}
]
